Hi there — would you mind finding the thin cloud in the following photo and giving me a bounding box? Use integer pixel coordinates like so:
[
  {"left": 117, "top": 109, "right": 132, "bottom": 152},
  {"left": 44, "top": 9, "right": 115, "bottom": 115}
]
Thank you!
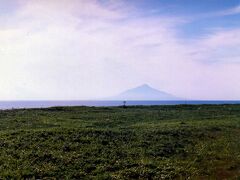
[
  {"left": 217, "top": 5, "right": 240, "bottom": 16},
  {"left": 191, "top": 4, "right": 240, "bottom": 20},
  {"left": 0, "top": 0, "right": 239, "bottom": 100}
]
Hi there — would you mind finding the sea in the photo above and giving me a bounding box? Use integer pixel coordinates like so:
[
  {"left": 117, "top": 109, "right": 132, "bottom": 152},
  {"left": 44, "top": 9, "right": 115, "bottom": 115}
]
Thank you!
[{"left": 0, "top": 100, "right": 240, "bottom": 110}]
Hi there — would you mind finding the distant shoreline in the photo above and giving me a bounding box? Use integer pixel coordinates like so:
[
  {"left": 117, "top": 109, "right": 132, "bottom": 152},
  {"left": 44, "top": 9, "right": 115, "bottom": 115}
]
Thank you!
[{"left": 0, "top": 100, "right": 240, "bottom": 110}]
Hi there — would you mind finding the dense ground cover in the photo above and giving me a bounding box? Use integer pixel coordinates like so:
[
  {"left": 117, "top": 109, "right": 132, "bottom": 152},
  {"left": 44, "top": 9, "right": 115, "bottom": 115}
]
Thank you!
[{"left": 0, "top": 104, "right": 240, "bottom": 179}]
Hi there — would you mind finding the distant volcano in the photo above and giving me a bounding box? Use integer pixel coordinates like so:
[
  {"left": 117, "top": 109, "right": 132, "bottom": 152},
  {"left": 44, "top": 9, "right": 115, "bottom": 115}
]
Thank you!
[{"left": 109, "top": 84, "right": 180, "bottom": 100}]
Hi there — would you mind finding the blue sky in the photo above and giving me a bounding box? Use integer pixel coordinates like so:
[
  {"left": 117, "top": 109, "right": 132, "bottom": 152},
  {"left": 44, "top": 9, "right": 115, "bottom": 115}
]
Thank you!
[
  {"left": 0, "top": 0, "right": 240, "bottom": 100},
  {"left": 132, "top": 0, "right": 239, "bottom": 15},
  {"left": 131, "top": 0, "right": 240, "bottom": 37}
]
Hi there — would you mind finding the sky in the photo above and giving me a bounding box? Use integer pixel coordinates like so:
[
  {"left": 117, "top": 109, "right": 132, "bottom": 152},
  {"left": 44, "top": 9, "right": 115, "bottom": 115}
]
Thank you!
[{"left": 0, "top": 0, "right": 240, "bottom": 100}]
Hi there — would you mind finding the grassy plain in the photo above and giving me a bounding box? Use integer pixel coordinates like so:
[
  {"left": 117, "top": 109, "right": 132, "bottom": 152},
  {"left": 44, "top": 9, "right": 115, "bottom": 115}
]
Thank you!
[{"left": 0, "top": 105, "right": 240, "bottom": 179}]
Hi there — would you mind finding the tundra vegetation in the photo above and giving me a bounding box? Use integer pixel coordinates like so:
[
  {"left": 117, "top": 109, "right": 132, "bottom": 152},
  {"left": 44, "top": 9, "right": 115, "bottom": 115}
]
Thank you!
[{"left": 0, "top": 105, "right": 239, "bottom": 179}]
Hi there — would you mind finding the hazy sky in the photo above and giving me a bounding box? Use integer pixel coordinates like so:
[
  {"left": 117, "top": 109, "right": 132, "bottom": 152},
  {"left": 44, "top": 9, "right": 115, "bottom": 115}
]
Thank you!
[{"left": 1, "top": 0, "right": 240, "bottom": 100}]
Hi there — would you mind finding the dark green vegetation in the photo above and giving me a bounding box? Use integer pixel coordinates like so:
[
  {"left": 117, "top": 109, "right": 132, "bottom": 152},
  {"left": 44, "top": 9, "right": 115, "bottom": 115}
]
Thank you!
[{"left": 0, "top": 105, "right": 240, "bottom": 179}]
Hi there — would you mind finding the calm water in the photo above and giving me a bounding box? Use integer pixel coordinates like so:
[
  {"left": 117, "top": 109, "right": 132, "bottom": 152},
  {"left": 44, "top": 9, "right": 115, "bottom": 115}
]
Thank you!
[{"left": 0, "top": 100, "right": 240, "bottom": 110}]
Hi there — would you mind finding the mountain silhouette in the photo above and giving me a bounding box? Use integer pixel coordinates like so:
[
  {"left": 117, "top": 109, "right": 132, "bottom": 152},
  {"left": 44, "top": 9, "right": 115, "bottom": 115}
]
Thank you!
[{"left": 109, "top": 84, "right": 179, "bottom": 100}]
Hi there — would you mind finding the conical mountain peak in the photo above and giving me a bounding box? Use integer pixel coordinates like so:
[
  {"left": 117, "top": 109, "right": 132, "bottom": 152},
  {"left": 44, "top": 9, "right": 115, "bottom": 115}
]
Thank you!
[
  {"left": 138, "top": 84, "right": 151, "bottom": 89},
  {"left": 109, "top": 84, "right": 180, "bottom": 100}
]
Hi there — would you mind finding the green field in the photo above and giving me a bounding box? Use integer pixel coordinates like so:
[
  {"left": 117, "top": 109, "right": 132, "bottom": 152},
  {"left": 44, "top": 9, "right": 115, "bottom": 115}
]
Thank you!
[{"left": 0, "top": 105, "right": 240, "bottom": 179}]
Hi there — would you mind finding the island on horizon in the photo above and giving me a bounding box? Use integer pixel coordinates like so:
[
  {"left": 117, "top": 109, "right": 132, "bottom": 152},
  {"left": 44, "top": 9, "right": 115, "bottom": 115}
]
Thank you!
[{"left": 106, "top": 84, "right": 181, "bottom": 101}]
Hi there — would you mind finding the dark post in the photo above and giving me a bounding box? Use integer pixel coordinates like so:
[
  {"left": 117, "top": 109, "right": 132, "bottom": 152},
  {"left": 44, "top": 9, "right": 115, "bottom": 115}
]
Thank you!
[{"left": 123, "top": 101, "right": 127, "bottom": 108}]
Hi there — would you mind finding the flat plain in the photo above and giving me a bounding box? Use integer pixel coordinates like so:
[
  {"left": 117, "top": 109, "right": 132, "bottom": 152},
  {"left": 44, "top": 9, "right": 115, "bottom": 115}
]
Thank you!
[{"left": 0, "top": 105, "right": 240, "bottom": 179}]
